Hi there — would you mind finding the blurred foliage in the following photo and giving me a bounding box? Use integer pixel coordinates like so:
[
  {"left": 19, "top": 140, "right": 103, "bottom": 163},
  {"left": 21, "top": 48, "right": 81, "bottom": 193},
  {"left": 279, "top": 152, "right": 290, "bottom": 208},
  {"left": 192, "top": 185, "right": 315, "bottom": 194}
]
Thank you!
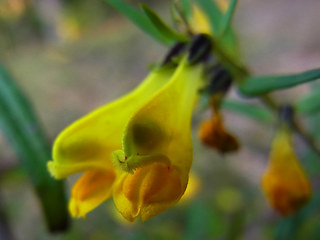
[{"left": 0, "top": 63, "right": 69, "bottom": 232}]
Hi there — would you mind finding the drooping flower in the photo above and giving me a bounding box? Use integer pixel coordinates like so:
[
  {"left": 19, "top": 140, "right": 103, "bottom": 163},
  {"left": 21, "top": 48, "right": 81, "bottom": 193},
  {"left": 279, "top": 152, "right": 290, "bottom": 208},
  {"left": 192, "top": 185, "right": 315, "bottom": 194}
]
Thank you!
[
  {"left": 198, "top": 111, "right": 239, "bottom": 153},
  {"left": 47, "top": 43, "right": 207, "bottom": 220},
  {"left": 111, "top": 56, "right": 204, "bottom": 221},
  {"left": 47, "top": 64, "right": 176, "bottom": 218},
  {"left": 198, "top": 64, "right": 239, "bottom": 154},
  {"left": 261, "top": 127, "right": 311, "bottom": 215}
]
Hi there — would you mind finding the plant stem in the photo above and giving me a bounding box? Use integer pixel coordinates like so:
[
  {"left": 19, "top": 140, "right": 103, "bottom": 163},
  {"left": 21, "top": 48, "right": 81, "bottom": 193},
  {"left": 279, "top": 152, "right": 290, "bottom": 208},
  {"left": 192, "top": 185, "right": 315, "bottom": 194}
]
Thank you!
[
  {"left": 214, "top": 41, "right": 320, "bottom": 157},
  {"left": 292, "top": 119, "right": 320, "bottom": 156},
  {"left": 259, "top": 95, "right": 279, "bottom": 112}
]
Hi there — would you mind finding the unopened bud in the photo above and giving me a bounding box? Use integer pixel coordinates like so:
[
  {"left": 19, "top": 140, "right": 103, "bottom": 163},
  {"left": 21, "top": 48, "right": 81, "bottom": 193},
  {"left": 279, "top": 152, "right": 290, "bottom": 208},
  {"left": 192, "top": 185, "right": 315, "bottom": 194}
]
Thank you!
[
  {"left": 261, "top": 127, "right": 311, "bottom": 215},
  {"left": 188, "top": 34, "right": 212, "bottom": 64},
  {"left": 198, "top": 113, "right": 239, "bottom": 153}
]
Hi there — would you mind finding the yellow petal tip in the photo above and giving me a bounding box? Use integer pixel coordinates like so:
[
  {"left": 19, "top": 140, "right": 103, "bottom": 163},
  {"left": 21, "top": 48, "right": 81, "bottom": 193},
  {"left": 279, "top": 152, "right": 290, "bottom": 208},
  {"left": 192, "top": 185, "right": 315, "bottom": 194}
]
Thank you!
[
  {"left": 47, "top": 161, "right": 60, "bottom": 179},
  {"left": 69, "top": 198, "right": 88, "bottom": 219}
]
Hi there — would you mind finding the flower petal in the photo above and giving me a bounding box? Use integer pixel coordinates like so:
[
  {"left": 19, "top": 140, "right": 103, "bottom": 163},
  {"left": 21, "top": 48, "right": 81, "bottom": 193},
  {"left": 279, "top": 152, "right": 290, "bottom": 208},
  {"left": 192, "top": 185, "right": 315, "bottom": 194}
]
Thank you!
[
  {"left": 69, "top": 170, "right": 116, "bottom": 218},
  {"left": 48, "top": 66, "right": 175, "bottom": 179},
  {"left": 113, "top": 163, "right": 182, "bottom": 222}
]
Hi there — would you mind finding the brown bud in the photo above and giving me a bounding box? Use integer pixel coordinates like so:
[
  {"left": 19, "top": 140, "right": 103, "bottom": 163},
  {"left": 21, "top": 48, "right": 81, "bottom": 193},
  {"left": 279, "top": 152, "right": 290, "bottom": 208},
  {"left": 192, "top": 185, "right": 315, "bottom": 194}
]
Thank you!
[{"left": 198, "top": 113, "right": 239, "bottom": 153}]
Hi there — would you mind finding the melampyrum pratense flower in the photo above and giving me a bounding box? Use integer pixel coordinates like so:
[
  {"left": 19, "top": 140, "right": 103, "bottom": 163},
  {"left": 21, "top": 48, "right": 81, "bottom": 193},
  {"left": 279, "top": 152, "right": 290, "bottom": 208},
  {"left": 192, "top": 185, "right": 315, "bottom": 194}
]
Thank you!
[
  {"left": 261, "top": 108, "right": 311, "bottom": 215},
  {"left": 198, "top": 64, "right": 239, "bottom": 154},
  {"left": 47, "top": 35, "right": 211, "bottom": 221}
]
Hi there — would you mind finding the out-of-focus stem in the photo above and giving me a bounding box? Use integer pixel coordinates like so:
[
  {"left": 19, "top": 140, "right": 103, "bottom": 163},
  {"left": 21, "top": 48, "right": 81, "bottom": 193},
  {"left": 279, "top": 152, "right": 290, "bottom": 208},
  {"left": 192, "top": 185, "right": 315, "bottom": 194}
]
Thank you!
[
  {"left": 214, "top": 40, "right": 320, "bottom": 157},
  {"left": 260, "top": 95, "right": 279, "bottom": 112},
  {"left": 292, "top": 119, "right": 320, "bottom": 156}
]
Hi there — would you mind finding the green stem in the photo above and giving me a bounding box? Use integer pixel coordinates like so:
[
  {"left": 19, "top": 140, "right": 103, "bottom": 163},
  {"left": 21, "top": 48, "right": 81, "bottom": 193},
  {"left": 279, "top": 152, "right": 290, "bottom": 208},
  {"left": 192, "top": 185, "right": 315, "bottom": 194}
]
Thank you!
[
  {"left": 260, "top": 95, "right": 279, "bottom": 112},
  {"left": 291, "top": 119, "right": 320, "bottom": 157}
]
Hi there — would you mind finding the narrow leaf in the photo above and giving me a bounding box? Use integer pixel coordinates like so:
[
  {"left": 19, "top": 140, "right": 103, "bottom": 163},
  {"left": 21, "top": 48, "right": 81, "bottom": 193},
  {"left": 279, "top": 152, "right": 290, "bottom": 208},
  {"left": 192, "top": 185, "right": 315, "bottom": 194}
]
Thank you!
[
  {"left": 296, "top": 88, "right": 320, "bottom": 115},
  {"left": 219, "top": 0, "right": 238, "bottom": 36},
  {"left": 180, "top": 0, "right": 192, "bottom": 19},
  {"left": 0, "top": 63, "right": 69, "bottom": 232},
  {"left": 196, "top": 0, "right": 223, "bottom": 34},
  {"left": 222, "top": 99, "right": 273, "bottom": 123},
  {"left": 219, "top": 27, "right": 240, "bottom": 61},
  {"left": 104, "top": 0, "right": 172, "bottom": 45},
  {"left": 141, "top": 4, "right": 189, "bottom": 42},
  {"left": 239, "top": 68, "right": 320, "bottom": 96}
]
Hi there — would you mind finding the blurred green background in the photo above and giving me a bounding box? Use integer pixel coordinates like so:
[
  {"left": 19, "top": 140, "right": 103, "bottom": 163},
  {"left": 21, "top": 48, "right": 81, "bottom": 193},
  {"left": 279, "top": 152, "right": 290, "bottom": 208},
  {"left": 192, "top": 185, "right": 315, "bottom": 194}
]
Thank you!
[{"left": 1, "top": 0, "right": 320, "bottom": 239}]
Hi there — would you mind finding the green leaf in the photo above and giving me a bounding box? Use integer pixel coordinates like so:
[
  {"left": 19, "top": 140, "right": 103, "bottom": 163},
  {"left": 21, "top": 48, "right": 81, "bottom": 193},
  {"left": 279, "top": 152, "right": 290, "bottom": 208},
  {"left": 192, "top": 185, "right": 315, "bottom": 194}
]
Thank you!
[
  {"left": 296, "top": 88, "right": 320, "bottom": 115},
  {"left": 196, "top": 0, "right": 223, "bottom": 35},
  {"left": 239, "top": 68, "right": 320, "bottom": 96},
  {"left": 222, "top": 99, "right": 273, "bottom": 123},
  {"left": 0, "top": 63, "right": 69, "bottom": 232},
  {"left": 141, "top": 4, "right": 189, "bottom": 42},
  {"left": 219, "top": 0, "right": 238, "bottom": 36},
  {"left": 218, "top": 27, "right": 240, "bottom": 61},
  {"left": 104, "top": 0, "right": 172, "bottom": 45}
]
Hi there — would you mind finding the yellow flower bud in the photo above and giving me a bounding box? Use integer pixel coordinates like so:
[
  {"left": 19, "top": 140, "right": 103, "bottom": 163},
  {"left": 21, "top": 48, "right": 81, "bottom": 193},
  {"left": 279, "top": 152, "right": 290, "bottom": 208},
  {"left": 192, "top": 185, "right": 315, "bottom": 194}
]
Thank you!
[{"left": 261, "top": 128, "right": 311, "bottom": 215}]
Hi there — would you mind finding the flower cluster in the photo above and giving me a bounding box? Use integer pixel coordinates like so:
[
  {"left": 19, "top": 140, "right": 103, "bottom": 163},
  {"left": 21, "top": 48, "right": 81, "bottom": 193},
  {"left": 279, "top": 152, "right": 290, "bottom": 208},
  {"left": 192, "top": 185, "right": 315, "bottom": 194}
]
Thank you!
[{"left": 47, "top": 1, "right": 313, "bottom": 222}]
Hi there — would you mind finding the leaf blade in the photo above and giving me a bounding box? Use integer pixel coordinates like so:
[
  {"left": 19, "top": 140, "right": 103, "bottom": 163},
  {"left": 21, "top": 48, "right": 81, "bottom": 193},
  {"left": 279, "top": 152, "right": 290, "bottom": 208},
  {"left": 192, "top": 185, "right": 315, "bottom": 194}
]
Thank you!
[
  {"left": 0, "top": 63, "right": 69, "bottom": 232},
  {"left": 104, "top": 0, "right": 172, "bottom": 45},
  {"left": 222, "top": 99, "right": 273, "bottom": 123},
  {"left": 219, "top": 0, "right": 238, "bottom": 36},
  {"left": 239, "top": 68, "right": 320, "bottom": 96},
  {"left": 141, "top": 4, "right": 189, "bottom": 42}
]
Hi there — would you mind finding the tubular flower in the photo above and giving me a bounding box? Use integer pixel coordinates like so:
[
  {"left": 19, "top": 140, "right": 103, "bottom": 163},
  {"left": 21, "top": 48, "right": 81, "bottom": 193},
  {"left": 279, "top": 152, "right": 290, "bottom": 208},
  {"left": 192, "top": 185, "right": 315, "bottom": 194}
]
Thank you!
[
  {"left": 112, "top": 56, "right": 204, "bottom": 221},
  {"left": 47, "top": 65, "right": 176, "bottom": 218},
  {"left": 198, "top": 112, "right": 239, "bottom": 153},
  {"left": 261, "top": 127, "right": 311, "bottom": 215}
]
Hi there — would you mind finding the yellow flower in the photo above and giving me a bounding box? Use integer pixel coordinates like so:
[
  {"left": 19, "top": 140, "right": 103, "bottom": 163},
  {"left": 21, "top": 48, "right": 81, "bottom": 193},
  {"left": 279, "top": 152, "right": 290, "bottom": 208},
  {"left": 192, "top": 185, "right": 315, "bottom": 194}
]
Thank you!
[
  {"left": 112, "top": 56, "right": 204, "bottom": 221},
  {"left": 47, "top": 64, "right": 175, "bottom": 218},
  {"left": 47, "top": 50, "right": 205, "bottom": 220},
  {"left": 190, "top": 0, "right": 229, "bottom": 35},
  {"left": 198, "top": 112, "right": 239, "bottom": 153},
  {"left": 261, "top": 127, "right": 311, "bottom": 215}
]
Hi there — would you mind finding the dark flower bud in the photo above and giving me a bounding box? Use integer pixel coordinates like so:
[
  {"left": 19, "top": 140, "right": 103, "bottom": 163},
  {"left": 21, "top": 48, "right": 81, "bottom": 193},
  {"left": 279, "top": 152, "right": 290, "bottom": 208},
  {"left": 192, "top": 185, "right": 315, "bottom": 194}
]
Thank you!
[
  {"left": 162, "top": 42, "right": 187, "bottom": 66},
  {"left": 188, "top": 34, "right": 212, "bottom": 64}
]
